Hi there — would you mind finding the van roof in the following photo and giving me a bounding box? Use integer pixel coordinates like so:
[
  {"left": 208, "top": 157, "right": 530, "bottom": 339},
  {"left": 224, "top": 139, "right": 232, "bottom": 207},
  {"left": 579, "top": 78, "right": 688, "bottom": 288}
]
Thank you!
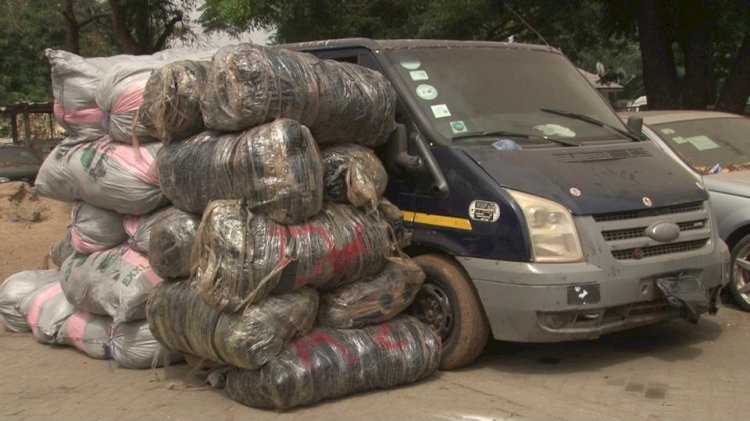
[{"left": 278, "top": 37, "right": 562, "bottom": 55}]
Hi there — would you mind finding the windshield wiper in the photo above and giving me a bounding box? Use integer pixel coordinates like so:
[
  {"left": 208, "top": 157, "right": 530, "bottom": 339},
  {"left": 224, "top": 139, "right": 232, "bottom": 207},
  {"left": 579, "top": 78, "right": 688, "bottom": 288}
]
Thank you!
[
  {"left": 451, "top": 130, "right": 580, "bottom": 147},
  {"left": 540, "top": 108, "right": 643, "bottom": 142}
]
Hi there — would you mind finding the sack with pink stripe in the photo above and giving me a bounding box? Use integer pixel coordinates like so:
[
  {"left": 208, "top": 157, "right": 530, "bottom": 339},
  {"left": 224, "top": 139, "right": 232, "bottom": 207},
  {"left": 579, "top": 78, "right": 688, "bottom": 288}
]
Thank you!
[
  {"left": 95, "top": 62, "right": 162, "bottom": 144},
  {"left": 26, "top": 281, "right": 76, "bottom": 344},
  {"left": 70, "top": 202, "right": 127, "bottom": 254},
  {"left": 61, "top": 246, "right": 163, "bottom": 324},
  {"left": 0, "top": 270, "right": 60, "bottom": 332},
  {"left": 34, "top": 138, "right": 167, "bottom": 215},
  {"left": 57, "top": 310, "right": 111, "bottom": 359}
]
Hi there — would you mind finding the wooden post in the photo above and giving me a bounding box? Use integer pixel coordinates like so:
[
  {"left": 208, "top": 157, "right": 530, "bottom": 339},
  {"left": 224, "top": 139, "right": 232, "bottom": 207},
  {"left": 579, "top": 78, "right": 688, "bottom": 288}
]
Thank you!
[
  {"left": 10, "top": 112, "right": 19, "bottom": 144},
  {"left": 22, "top": 104, "right": 32, "bottom": 146}
]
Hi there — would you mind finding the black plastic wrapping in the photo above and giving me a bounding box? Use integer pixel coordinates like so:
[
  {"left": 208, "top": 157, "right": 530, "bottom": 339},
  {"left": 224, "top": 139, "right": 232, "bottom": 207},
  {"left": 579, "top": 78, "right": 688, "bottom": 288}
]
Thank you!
[
  {"left": 194, "top": 201, "right": 395, "bottom": 312},
  {"left": 321, "top": 144, "right": 388, "bottom": 210},
  {"left": 201, "top": 44, "right": 396, "bottom": 147},
  {"left": 656, "top": 274, "right": 710, "bottom": 324},
  {"left": 377, "top": 198, "right": 410, "bottom": 250},
  {"left": 146, "top": 280, "right": 318, "bottom": 369},
  {"left": 225, "top": 315, "right": 441, "bottom": 410},
  {"left": 148, "top": 208, "right": 201, "bottom": 280},
  {"left": 49, "top": 231, "right": 75, "bottom": 269},
  {"left": 318, "top": 257, "right": 425, "bottom": 329},
  {"left": 138, "top": 60, "right": 210, "bottom": 144},
  {"left": 157, "top": 119, "right": 323, "bottom": 224},
  {"left": 123, "top": 206, "right": 176, "bottom": 254}
]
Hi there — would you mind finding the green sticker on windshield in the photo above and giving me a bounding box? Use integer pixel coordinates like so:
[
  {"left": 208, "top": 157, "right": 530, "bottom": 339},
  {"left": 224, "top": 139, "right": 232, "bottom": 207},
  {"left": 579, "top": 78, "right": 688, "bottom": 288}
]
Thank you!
[
  {"left": 400, "top": 59, "right": 421, "bottom": 70},
  {"left": 431, "top": 104, "right": 451, "bottom": 119},
  {"left": 416, "top": 84, "right": 438, "bottom": 100},
  {"left": 672, "top": 136, "right": 687, "bottom": 144},
  {"left": 660, "top": 128, "right": 675, "bottom": 135},
  {"left": 687, "top": 135, "right": 719, "bottom": 151},
  {"left": 450, "top": 120, "right": 467, "bottom": 134},
  {"left": 410, "top": 70, "right": 429, "bottom": 81}
]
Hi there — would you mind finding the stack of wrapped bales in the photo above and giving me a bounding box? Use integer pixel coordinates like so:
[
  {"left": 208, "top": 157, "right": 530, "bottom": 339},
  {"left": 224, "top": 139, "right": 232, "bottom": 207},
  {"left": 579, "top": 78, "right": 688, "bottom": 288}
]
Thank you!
[
  {"left": 0, "top": 43, "right": 441, "bottom": 408},
  {"left": 144, "top": 43, "right": 441, "bottom": 409}
]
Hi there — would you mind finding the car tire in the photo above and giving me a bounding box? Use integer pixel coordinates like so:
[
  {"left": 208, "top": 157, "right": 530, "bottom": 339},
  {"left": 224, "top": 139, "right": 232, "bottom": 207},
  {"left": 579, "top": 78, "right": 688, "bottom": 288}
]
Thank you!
[
  {"left": 729, "top": 234, "right": 750, "bottom": 312},
  {"left": 411, "top": 254, "right": 490, "bottom": 370}
]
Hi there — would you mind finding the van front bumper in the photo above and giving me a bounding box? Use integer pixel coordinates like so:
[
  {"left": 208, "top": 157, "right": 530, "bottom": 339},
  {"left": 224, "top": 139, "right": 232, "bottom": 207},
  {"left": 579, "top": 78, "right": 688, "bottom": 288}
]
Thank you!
[{"left": 457, "top": 241, "right": 728, "bottom": 342}]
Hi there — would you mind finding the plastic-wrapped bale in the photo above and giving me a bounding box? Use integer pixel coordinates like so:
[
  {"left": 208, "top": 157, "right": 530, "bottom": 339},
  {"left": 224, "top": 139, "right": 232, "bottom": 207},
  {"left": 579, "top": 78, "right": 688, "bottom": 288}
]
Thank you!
[
  {"left": 158, "top": 119, "right": 323, "bottom": 224},
  {"left": 95, "top": 62, "right": 163, "bottom": 144},
  {"left": 201, "top": 44, "right": 396, "bottom": 147},
  {"left": 61, "top": 246, "right": 162, "bottom": 324},
  {"left": 123, "top": 206, "right": 176, "bottom": 254},
  {"left": 138, "top": 60, "right": 210, "bottom": 144},
  {"left": 321, "top": 144, "right": 388, "bottom": 210},
  {"left": 194, "top": 201, "right": 394, "bottom": 311},
  {"left": 112, "top": 319, "right": 184, "bottom": 369},
  {"left": 147, "top": 280, "right": 318, "bottom": 369},
  {"left": 378, "top": 198, "right": 410, "bottom": 249},
  {"left": 0, "top": 270, "right": 60, "bottom": 332},
  {"left": 57, "top": 311, "right": 111, "bottom": 359},
  {"left": 148, "top": 208, "right": 200, "bottom": 279},
  {"left": 34, "top": 138, "right": 167, "bottom": 215},
  {"left": 318, "top": 257, "right": 425, "bottom": 329},
  {"left": 70, "top": 202, "right": 127, "bottom": 253},
  {"left": 225, "top": 315, "right": 441, "bottom": 410},
  {"left": 49, "top": 231, "right": 75, "bottom": 269},
  {"left": 26, "top": 281, "right": 76, "bottom": 344}
]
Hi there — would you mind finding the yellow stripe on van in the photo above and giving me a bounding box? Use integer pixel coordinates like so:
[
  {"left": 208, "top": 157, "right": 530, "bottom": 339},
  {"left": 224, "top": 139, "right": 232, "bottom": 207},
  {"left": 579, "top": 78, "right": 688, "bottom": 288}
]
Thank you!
[{"left": 402, "top": 211, "right": 473, "bottom": 231}]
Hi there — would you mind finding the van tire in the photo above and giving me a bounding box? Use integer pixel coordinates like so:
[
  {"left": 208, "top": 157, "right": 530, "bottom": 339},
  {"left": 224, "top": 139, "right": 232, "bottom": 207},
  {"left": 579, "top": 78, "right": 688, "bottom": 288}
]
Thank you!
[
  {"left": 412, "top": 254, "right": 490, "bottom": 370},
  {"left": 729, "top": 235, "right": 750, "bottom": 312}
]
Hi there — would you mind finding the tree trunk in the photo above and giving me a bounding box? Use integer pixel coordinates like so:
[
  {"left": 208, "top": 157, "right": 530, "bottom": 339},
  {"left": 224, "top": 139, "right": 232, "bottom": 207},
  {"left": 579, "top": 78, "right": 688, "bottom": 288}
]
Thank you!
[
  {"left": 60, "top": 0, "right": 80, "bottom": 54},
  {"left": 681, "top": 16, "right": 713, "bottom": 109},
  {"left": 715, "top": 32, "right": 750, "bottom": 114},
  {"left": 108, "top": 0, "right": 139, "bottom": 54},
  {"left": 636, "top": 0, "right": 682, "bottom": 109}
]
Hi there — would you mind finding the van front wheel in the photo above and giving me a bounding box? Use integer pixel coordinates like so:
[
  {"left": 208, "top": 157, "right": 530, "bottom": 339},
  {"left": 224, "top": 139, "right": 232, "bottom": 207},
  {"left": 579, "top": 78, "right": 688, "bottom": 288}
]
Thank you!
[
  {"left": 411, "top": 254, "right": 490, "bottom": 370},
  {"left": 729, "top": 234, "right": 750, "bottom": 312}
]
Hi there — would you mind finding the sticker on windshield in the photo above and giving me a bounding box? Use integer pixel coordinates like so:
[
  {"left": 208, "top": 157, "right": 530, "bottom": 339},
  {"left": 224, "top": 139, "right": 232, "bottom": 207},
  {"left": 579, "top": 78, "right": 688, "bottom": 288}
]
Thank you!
[
  {"left": 660, "top": 128, "right": 676, "bottom": 135},
  {"left": 400, "top": 59, "right": 421, "bottom": 70},
  {"left": 431, "top": 104, "right": 451, "bottom": 119},
  {"left": 450, "top": 120, "right": 468, "bottom": 134},
  {"left": 416, "top": 84, "right": 438, "bottom": 100},
  {"left": 687, "top": 135, "right": 719, "bottom": 151},
  {"left": 532, "top": 123, "right": 576, "bottom": 138},
  {"left": 672, "top": 136, "right": 687, "bottom": 144},
  {"left": 469, "top": 200, "right": 501, "bottom": 223},
  {"left": 410, "top": 70, "right": 429, "bottom": 81}
]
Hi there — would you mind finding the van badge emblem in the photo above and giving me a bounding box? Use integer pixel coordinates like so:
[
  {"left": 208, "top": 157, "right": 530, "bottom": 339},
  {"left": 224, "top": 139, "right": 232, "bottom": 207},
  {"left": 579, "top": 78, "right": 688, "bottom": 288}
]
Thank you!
[
  {"left": 570, "top": 187, "right": 581, "bottom": 197},
  {"left": 642, "top": 197, "right": 653, "bottom": 207},
  {"left": 645, "top": 222, "right": 680, "bottom": 242}
]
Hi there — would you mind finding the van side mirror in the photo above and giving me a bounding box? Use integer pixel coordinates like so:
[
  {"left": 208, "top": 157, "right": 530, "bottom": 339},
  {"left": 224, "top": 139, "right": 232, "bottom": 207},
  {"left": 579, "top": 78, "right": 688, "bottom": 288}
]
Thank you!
[
  {"left": 384, "top": 124, "right": 449, "bottom": 198},
  {"left": 627, "top": 116, "right": 644, "bottom": 135}
]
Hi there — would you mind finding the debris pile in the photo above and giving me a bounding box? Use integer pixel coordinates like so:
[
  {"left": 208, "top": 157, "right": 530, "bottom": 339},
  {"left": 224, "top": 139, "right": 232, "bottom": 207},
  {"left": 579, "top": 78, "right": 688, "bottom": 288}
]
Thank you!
[{"left": 0, "top": 43, "right": 441, "bottom": 409}]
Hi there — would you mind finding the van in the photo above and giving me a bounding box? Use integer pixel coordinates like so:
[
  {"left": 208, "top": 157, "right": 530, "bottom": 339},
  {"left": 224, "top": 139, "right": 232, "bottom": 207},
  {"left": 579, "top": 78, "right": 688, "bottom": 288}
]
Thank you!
[{"left": 282, "top": 39, "right": 728, "bottom": 369}]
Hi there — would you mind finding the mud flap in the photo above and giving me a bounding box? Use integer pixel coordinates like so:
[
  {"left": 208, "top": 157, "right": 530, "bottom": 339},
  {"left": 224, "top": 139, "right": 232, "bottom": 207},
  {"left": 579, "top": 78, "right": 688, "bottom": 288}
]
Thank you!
[{"left": 656, "top": 275, "right": 709, "bottom": 324}]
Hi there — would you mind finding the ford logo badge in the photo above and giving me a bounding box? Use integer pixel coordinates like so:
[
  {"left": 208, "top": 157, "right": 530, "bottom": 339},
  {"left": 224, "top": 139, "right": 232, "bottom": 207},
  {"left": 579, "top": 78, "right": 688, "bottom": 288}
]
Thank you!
[{"left": 645, "top": 222, "right": 680, "bottom": 242}]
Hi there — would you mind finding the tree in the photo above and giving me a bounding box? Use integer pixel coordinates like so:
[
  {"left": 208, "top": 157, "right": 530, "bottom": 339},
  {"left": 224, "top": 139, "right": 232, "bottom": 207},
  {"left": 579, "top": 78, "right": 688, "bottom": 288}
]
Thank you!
[
  {"left": 107, "top": 0, "right": 197, "bottom": 54},
  {"left": 606, "top": 0, "right": 750, "bottom": 112}
]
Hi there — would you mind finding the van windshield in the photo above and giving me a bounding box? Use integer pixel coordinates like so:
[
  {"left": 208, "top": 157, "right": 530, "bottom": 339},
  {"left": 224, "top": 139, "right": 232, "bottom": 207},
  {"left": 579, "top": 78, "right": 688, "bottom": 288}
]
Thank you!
[{"left": 384, "top": 46, "right": 630, "bottom": 146}]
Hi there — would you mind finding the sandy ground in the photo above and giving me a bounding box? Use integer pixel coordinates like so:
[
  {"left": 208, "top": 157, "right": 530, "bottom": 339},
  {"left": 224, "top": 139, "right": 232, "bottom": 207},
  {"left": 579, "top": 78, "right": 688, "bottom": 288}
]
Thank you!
[{"left": 0, "top": 182, "right": 69, "bottom": 281}]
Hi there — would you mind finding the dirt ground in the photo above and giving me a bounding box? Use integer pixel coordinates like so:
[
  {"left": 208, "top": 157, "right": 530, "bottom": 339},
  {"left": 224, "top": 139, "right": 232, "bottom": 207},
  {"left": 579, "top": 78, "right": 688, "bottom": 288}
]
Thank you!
[
  {"left": 2, "top": 183, "right": 749, "bottom": 420},
  {"left": 0, "top": 182, "right": 69, "bottom": 281}
]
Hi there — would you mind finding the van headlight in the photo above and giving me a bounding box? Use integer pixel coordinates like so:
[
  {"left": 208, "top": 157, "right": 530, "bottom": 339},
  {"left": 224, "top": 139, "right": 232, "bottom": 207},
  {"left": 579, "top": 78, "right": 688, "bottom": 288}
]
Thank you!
[{"left": 507, "top": 189, "right": 584, "bottom": 263}]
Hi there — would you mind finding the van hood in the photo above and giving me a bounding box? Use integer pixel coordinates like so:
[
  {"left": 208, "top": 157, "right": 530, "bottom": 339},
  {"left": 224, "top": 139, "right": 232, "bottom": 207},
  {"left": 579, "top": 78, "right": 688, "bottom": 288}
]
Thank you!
[
  {"left": 704, "top": 170, "right": 750, "bottom": 198},
  {"left": 462, "top": 142, "right": 708, "bottom": 215}
]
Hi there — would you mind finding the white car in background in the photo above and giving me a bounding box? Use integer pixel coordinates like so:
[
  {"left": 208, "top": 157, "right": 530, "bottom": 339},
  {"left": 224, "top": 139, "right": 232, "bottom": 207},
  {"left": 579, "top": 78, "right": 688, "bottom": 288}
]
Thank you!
[{"left": 622, "top": 110, "right": 750, "bottom": 310}]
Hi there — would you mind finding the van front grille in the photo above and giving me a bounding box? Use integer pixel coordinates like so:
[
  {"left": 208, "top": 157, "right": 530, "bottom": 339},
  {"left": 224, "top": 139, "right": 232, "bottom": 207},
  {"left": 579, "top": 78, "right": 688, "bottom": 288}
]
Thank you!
[{"left": 611, "top": 239, "right": 708, "bottom": 260}]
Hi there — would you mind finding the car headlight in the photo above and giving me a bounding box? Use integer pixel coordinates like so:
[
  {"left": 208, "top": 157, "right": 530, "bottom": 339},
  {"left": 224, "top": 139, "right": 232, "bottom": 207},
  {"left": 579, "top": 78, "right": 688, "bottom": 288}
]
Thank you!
[{"left": 507, "top": 189, "right": 584, "bottom": 263}]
